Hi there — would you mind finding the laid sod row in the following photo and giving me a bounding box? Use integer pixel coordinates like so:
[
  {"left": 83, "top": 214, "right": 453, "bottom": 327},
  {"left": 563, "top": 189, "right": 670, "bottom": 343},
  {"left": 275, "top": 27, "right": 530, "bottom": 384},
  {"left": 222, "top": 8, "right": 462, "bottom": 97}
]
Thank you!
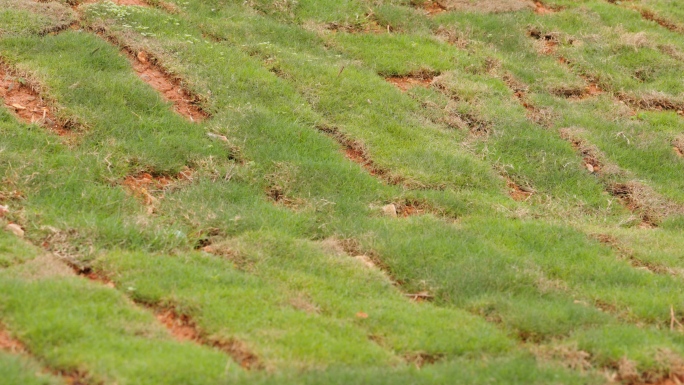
[{"left": 1, "top": 0, "right": 684, "bottom": 383}]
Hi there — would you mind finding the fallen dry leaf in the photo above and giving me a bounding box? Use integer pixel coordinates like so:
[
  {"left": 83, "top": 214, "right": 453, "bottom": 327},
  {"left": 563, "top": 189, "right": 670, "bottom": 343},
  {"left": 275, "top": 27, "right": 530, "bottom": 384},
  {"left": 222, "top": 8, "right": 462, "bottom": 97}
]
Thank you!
[
  {"left": 0, "top": 205, "right": 8, "bottom": 217},
  {"left": 355, "top": 312, "right": 369, "bottom": 319},
  {"left": 586, "top": 163, "right": 595, "bottom": 173},
  {"left": 11, "top": 103, "right": 26, "bottom": 110},
  {"left": 382, "top": 203, "right": 397, "bottom": 217}
]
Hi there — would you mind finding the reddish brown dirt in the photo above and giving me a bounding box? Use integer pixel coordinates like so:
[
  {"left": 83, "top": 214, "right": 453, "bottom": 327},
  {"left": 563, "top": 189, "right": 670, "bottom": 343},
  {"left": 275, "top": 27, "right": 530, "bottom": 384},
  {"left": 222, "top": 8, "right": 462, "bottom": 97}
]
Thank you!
[
  {"left": 122, "top": 168, "right": 191, "bottom": 205},
  {"left": 128, "top": 50, "right": 207, "bottom": 122},
  {"left": 674, "top": 147, "right": 683, "bottom": 158},
  {"left": 211, "top": 339, "right": 262, "bottom": 370},
  {"left": 153, "top": 307, "right": 262, "bottom": 370},
  {"left": 639, "top": 9, "right": 684, "bottom": 34},
  {"left": 506, "top": 177, "right": 533, "bottom": 201},
  {"left": 386, "top": 76, "right": 433, "bottom": 92},
  {"left": 421, "top": 1, "right": 447, "bottom": 15},
  {"left": 0, "top": 64, "right": 71, "bottom": 135},
  {"left": 317, "top": 125, "right": 403, "bottom": 185},
  {"left": 607, "top": 183, "right": 658, "bottom": 228},
  {"left": 0, "top": 329, "right": 25, "bottom": 354},
  {"left": 534, "top": 1, "right": 556, "bottom": 15},
  {"left": 79, "top": 269, "right": 116, "bottom": 288},
  {"left": 155, "top": 309, "right": 201, "bottom": 343},
  {"left": 112, "top": 0, "right": 149, "bottom": 6}
]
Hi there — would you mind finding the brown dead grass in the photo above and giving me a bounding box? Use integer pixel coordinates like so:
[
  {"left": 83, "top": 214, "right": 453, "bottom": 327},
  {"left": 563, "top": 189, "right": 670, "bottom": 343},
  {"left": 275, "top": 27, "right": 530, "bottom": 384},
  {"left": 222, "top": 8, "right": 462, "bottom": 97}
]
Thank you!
[
  {"left": 0, "top": 63, "right": 75, "bottom": 136},
  {"left": 608, "top": 181, "right": 683, "bottom": 227}
]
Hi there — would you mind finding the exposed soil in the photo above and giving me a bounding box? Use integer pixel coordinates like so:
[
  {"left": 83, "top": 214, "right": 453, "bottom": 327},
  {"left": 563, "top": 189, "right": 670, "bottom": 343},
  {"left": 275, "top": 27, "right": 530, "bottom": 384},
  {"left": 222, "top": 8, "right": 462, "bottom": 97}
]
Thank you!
[
  {"left": 405, "top": 352, "right": 443, "bottom": 367},
  {"left": 607, "top": 183, "right": 658, "bottom": 228},
  {"left": 0, "top": 328, "right": 25, "bottom": 354},
  {"left": 617, "top": 92, "right": 684, "bottom": 112},
  {"left": 211, "top": 339, "right": 263, "bottom": 370},
  {"left": 122, "top": 168, "right": 192, "bottom": 205},
  {"left": 266, "top": 185, "right": 305, "bottom": 209},
  {"left": 316, "top": 124, "right": 403, "bottom": 185},
  {"left": 534, "top": 1, "right": 556, "bottom": 15},
  {"left": 639, "top": 9, "right": 684, "bottom": 34},
  {"left": 559, "top": 129, "right": 605, "bottom": 175},
  {"left": 503, "top": 74, "right": 553, "bottom": 125},
  {"left": 155, "top": 308, "right": 201, "bottom": 342},
  {"left": 77, "top": 267, "right": 116, "bottom": 288},
  {"left": 127, "top": 50, "right": 208, "bottom": 122},
  {"left": 385, "top": 75, "right": 434, "bottom": 92},
  {"left": 506, "top": 177, "right": 533, "bottom": 201},
  {"left": 0, "top": 63, "right": 72, "bottom": 135},
  {"left": 419, "top": 1, "right": 447, "bottom": 16}
]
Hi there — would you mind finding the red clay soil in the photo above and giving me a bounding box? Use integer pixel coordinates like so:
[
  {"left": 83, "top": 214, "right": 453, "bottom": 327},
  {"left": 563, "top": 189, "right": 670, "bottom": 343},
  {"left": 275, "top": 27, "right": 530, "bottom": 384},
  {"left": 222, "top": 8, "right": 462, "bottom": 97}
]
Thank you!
[
  {"left": 506, "top": 178, "right": 533, "bottom": 201},
  {"left": 534, "top": 1, "right": 556, "bottom": 15},
  {"left": 675, "top": 147, "right": 683, "bottom": 158},
  {"left": 386, "top": 76, "right": 433, "bottom": 92},
  {"left": 422, "top": 1, "right": 447, "bottom": 15},
  {"left": 155, "top": 308, "right": 262, "bottom": 370},
  {"left": 0, "top": 329, "right": 25, "bottom": 354},
  {"left": 0, "top": 64, "right": 70, "bottom": 135},
  {"left": 155, "top": 309, "right": 201, "bottom": 342},
  {"left": 129, "top": 51, "right": 207, "bottom": 122},
  {"left": 211, "top": 339, "right": 262, "bottom": 370},
  {"left": 122, "top": 169, "right": 191, "bottom": 205}
]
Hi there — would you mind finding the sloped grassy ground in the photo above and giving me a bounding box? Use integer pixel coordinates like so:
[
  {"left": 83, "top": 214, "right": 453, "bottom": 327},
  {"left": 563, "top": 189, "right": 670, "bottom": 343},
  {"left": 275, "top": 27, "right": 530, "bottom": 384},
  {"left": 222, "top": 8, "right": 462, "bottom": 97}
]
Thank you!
[{"left": 1, "top": 0, "right": 684, "bottom": 384}]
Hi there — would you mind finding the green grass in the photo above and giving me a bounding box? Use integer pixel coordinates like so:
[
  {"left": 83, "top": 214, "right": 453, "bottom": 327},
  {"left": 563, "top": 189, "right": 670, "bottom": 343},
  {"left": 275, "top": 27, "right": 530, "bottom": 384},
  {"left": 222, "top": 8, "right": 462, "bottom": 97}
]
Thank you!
[{"left": 1, "top": 0, "right": 684, "bottom": 383}]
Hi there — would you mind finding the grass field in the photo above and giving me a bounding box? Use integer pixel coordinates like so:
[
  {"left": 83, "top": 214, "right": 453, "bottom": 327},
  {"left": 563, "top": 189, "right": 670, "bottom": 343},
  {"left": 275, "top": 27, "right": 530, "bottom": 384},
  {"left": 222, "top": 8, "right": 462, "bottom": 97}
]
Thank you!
[{"left": 1, "top": 0, "right": 684, "bottom": 383}]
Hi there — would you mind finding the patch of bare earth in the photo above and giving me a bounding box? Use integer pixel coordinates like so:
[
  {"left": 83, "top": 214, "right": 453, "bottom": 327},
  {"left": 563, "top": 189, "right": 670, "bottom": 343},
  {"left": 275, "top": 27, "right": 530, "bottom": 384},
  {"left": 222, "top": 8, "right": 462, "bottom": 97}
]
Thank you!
[
  {"left": 638, "top": 8, "right": 684, "bottom": 34},
  {"left": 505, "top": 177, "right": 534, "bottom": 201},
  {"left": 127, "top": 51, "right": 207, "bottom": 122},
  {"left": 534, "top": 1, "right": 557, "bottom": 15},
  {"left": 413, "top": 1, "right": 447, "bottom": 16},
  {"left": 121, "top": 168, "right": 192, "bottom": 206},
  {"left": 617, "top": 92, "right": 684, "bottom": 113},
  {"left": 439, "top": 0, "right": 535, "bottom": 13},
  {"left": 0, "top": 63, "right": 74, "bottom": 136},
  {"left": 316, "top": 124, "right": 404, "bottom": 185},
  {"left": 593, "top": 234, "right": 678, "bottom": 278},
  {"left": 155, "top": 308, "right": 262, "bottom": 369},
  {"left": 503, "top": 74, "right": 554, "bottom": 126},
  {"left": 0, "top": 327, "right": 90, "bottom": 384},
  {"left": 385, "top": 72, "right": 434, "bottom": 92},
  {"left": 0, "top": 328, "right": 25, "bottom": 354}
]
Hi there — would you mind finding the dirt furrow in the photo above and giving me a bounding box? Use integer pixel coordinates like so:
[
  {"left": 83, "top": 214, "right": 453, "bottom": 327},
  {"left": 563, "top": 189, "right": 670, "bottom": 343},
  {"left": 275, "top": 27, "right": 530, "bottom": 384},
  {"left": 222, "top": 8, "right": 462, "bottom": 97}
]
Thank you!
[
  {"left": 0, "top": 327, "right": 91, "bottom": 384},
  {"left": 316, "top": 124, "right": 404, "bottom": 185},
  {"left": 73, "top": 263, "right": 263, "bottom": 370},
  {"left": 0, "top": 62, "right": 75, "bottom": 135},
  {"left": 87, "top": 29, "right": 208, "bottom": 122}
]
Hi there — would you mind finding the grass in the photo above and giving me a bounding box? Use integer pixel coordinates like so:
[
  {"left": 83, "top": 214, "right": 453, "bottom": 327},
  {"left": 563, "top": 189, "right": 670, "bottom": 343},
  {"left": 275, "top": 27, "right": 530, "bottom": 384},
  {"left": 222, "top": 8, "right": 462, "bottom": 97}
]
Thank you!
[{"left": 1, "top": 0, "right": 684, "bottom": 383}]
